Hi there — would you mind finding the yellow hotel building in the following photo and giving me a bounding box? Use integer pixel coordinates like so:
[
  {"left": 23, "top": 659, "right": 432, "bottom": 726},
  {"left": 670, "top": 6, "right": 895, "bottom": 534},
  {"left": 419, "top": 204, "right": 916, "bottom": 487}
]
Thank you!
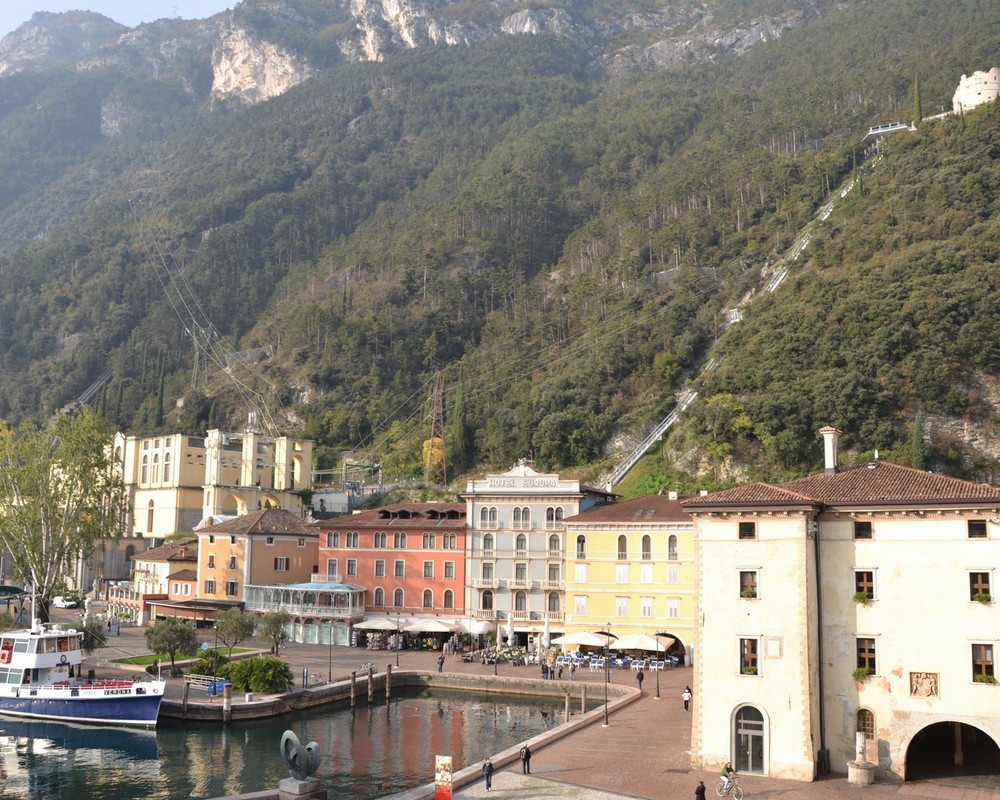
[{"left": 563, "top": 493, "right": 696, "bottom": 662}]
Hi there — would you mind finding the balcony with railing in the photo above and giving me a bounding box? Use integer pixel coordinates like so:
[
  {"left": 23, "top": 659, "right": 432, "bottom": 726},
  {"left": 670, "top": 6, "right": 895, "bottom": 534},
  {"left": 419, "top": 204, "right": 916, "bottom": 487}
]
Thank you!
[
  {"left": 472, "top": 578, "right": 500, "bottom": 589},
  {"left": 504, "top": 579, "right": 534, "bottom": 590},
  {"left": 514, "top": 548, "right": 528, "bottom": 558},
  {"left": 539, "top": 579, "right": 564, "bottom": 591},
  {"left": 310, "top": 573, "right": 344, "bottom": 584}
]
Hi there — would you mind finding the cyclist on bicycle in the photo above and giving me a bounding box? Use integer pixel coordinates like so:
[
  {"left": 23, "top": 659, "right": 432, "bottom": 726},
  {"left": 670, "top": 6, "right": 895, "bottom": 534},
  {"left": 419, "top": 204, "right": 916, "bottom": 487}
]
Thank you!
[{"left": 721, "top": 762, "right": 736, "bottom": 794}]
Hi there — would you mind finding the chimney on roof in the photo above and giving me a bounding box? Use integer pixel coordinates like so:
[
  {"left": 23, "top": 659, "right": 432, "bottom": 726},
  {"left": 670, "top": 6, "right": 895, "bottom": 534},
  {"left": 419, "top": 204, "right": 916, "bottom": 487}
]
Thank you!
[{"left": 820, "top": 426, "right": 841, "bottom": 475}]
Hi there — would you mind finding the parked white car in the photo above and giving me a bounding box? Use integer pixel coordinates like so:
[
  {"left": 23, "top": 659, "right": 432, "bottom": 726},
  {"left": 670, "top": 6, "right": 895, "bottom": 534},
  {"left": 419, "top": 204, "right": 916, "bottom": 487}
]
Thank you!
[{"left": 52, "top": 596, "right": 79, "bottom": 608}]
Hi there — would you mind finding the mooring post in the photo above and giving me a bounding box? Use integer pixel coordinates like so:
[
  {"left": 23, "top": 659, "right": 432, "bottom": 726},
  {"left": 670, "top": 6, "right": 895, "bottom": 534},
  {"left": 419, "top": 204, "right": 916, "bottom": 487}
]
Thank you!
[
  {"left": 182, "top": 680, "right": 190, "bottom": 720},
  {"left": 223, "top": 683, "right": 232, "bottom": 724},
  {"left": 386, "top": 663, "right": 392, "bottom": 702},
  {"left": 565, "top": 689, "right": 571, "bottom": 723},
  {"left": 581, "top": 683, "right": 587, "bottom": 714},
  {"left": 368, "top": 665, "right": 374, "bottom": 705},
  {"left": 350, "top": 671, "right": 357, "bottom": 708}
]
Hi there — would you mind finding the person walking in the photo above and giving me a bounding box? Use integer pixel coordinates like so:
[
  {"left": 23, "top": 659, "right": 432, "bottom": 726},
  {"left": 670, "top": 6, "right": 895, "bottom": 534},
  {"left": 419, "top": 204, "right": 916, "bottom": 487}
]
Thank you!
[
  {"left": 438, "top": 653, "right": 446, "bottom": 672},
  {"left": 636, "top": 668, "right": 644, "bottom": 692},
  {"left": 482, "top": 758, "right": 494, "bottom": 791},
  {"left": 519, "top": 742, "right": 532, "bottom": 774},
  {"left": 695, "top": 780, "right": 707, "bottom": 800},
  {"left": 682, "top": 685, "right": 693, "bottom": 711}
]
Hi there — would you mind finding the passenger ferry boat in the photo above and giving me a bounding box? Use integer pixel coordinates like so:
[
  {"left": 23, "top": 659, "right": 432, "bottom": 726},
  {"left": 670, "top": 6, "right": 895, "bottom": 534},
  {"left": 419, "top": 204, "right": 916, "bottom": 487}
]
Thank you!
[{"left": 0, "top": 615, "right": 164, "bottom": 728}]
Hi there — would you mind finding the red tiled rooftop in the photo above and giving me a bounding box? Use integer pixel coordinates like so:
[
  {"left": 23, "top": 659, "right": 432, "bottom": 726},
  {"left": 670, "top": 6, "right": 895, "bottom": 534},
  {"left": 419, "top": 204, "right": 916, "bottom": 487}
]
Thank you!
[
  {"left": 203, "top": 508, "right": 315, "bottom": 536},
  {"left": 311, "top": 502, "right": 466, "bottom": 529},
  {"left": 683, "top": 461, "right": 1000, "bottom": 511},
  {"left": 566, "top": 494, "right": 693, "bottom": 523}
]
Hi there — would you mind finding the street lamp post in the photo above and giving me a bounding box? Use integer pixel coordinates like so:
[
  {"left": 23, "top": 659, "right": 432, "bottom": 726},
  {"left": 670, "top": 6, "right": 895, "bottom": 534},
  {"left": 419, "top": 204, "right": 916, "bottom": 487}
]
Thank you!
[
  {"left": 603, "top": 622, "right": 610, "bottom": 727},
  {"left": 655, "top": 634, "right": 661, "bottom": 700},
  {"left": 212, "top": 624, "right": 219, "bottom": 696}
]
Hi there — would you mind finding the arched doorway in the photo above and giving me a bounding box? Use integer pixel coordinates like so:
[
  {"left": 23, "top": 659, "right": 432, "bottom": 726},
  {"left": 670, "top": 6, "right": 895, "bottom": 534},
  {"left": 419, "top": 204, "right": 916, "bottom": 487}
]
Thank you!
[
  {"left": 906, "top": 722, "right": 1000, "bottom": 780},
  {"left": 733, "top": 705, "right": 767, "bottom": 774},
  {"left": 657, "top": 632, "right": 688, "bottom": 663}
]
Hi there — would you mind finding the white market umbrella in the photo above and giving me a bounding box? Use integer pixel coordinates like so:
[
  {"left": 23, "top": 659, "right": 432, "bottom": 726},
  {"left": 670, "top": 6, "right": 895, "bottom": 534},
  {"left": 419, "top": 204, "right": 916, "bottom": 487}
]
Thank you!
[
  {"left": 505, "top": 614, "right": 515, "bottom": 644},
  {"left": 470, "top": 619, "right": 495, "bottom": 635},
  {"left": 354, "top": 618, "right": 399, "bottom": 631},
  {"left": 404, "top": 619, "right": 458, "bottom": 633},
  {"left": 541, "top": 616, "right": 551, "bottom": 649},
  {"left": 614, "top": 633, "right": 675, "bottom": 653},
  {"left": 550, "top": 631, "right": 612, "bottom": 648}
]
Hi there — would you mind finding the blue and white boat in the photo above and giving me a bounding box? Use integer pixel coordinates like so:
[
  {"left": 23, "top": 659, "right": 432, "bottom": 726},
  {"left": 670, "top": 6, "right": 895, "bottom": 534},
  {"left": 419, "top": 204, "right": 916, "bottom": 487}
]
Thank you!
[{"left": 0, "top": 616, "right": 164, "bottom": 728}]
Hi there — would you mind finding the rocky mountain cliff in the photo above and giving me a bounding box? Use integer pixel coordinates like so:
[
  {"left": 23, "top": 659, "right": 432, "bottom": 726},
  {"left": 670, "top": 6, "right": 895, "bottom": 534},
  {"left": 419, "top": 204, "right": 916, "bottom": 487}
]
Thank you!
[
  {"left": 0, "top": 0, "right": 821, "bottom": 107},
  {"left": 1, "top": 0, "right": 997, "bottom": 489}
]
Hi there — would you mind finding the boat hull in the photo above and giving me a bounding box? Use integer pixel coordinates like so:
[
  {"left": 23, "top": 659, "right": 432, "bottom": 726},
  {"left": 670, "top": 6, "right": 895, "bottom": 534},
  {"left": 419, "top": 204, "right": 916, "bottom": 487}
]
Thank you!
[{"left": 0, "top": 684, "right": 164, "bottom": 727}]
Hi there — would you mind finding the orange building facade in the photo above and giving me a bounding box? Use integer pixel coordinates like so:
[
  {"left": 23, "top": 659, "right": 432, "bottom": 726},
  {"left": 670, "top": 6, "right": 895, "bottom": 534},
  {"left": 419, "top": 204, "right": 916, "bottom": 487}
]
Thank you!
[{"left": 312, "top": 503, "right": 468, "bottom": 624}]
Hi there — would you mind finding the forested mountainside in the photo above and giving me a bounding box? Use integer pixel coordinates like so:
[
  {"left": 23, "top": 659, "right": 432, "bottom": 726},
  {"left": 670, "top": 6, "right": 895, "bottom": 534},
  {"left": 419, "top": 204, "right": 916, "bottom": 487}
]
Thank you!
[{"left": 0, "top": 0, "right": 998, "bottom": 493}]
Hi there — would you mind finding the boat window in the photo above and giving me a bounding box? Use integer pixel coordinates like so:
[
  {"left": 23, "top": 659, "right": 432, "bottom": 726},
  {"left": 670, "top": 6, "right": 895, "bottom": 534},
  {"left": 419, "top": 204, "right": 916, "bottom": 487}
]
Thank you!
[
  {"left": 0, "top": 667, "right": 19, "bottom": 684},
  {"left": 13, "top": 639, "right": 30, "bottom": 654}
]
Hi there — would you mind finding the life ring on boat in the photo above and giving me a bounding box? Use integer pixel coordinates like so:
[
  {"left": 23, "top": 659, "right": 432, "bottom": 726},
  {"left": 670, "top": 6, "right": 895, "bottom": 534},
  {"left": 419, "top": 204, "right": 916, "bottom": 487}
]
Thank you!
[
  {"left": 60, "top": 654, "right": 67, "bottom": 664},
  {"left": 0, "top": 649, "right": 10, "bottom": 664}
]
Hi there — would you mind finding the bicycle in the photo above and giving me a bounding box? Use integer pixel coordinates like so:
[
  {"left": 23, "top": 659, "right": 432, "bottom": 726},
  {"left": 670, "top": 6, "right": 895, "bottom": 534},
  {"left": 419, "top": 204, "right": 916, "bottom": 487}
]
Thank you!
[{"left": 715, "top": 775, "right": 744, "bottom": 800}]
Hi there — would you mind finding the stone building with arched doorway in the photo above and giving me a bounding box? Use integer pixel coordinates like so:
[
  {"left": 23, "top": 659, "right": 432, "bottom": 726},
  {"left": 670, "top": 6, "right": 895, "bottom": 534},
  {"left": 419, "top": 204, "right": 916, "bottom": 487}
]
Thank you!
[{"left": 685, "top": 427, "right": 1000, "bottom": 783}]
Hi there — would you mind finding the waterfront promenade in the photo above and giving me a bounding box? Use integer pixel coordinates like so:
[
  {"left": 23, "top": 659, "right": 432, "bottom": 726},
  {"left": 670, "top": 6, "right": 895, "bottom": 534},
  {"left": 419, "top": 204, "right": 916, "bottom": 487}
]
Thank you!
[{"left": 83, "top": 620, "right": 1000, "bottom": 800}]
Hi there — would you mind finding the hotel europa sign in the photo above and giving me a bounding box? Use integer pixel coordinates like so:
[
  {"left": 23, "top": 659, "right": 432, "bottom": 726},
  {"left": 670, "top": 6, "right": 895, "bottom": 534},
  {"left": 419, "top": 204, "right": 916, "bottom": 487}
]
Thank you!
[{"left": 486, "top": 476, "right": 561, "bottom": 489}]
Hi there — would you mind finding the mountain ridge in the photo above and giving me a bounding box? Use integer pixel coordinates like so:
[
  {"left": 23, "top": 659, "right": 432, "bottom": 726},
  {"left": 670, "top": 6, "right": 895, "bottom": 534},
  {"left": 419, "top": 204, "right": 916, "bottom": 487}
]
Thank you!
[{"left": 0, "top": 0, "right": 998, "bottom": 494}]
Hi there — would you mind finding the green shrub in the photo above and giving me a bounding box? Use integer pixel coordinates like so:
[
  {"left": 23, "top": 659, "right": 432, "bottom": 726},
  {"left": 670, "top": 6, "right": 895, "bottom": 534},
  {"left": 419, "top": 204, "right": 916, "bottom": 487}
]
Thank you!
[
  {"left": 189, "top": 651, "right": 230, "bottom": 676},
  {"left": 221, "top": 656, "right": 294, "bottom": 694}
]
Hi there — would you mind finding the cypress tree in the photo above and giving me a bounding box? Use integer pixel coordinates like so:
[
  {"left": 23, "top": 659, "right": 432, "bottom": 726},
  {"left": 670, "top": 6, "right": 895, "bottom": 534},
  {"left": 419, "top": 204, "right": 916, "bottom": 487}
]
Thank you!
[
  {"left": 154, "top": 370, "right": 165, "bottom": 428},
  {"left": 911, "top": 413, "right": 926, "bottom": 470}
]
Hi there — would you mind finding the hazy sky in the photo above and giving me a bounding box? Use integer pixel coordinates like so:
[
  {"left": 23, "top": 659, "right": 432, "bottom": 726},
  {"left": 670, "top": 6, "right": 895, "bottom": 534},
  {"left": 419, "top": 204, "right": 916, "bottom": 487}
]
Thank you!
[{"left": 0, "top": 2, "right": 234, "bottom": 40}]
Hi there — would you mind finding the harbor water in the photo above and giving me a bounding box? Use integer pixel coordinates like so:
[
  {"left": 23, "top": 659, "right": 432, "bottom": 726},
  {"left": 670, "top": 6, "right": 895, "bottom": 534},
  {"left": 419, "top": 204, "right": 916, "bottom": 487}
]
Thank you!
[{"left": 0, "top": 687, "right": 563, "bottom": 799}]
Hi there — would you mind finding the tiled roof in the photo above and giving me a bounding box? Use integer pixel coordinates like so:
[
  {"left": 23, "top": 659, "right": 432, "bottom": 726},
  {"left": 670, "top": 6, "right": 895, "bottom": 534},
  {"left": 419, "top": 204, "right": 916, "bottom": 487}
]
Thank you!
[
  {"left": 683, "top": 461, "right": 1000, "bottom": 511},
  {"left": 310, "top": 503, "right": 466, "bottom": 528},
  {"left": 167, "top": 568, "right": 197, "bottom": 581},
  {"left": 683, "top": 484, "right": 817, "bottom": 509},
  {"left": 134, "top": 537, "right": 198, "bottom": 562},
  {"left": 783, "top": 461, "right": 1000, "bottom": 505},
  {"left": 565, "top": 494, "right": 693, "bottom": 523},
  {"left": 203, "top": 508, "right": 314, "bottom": 536}
]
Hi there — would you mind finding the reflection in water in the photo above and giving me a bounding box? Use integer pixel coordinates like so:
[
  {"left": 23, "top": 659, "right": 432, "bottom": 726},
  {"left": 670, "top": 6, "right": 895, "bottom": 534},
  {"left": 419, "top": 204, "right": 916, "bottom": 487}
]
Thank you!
[{"left": 0, "top": 688, "right": 561, "bottom": 800}]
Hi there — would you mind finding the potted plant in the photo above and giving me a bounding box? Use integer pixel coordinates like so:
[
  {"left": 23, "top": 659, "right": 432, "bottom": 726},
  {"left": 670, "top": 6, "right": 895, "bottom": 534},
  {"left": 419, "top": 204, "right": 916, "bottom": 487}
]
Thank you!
[
  {"left": 741, "top": 666, "right": 758, "bottom": 675},
  {"left": 853, "top": 591, "right": 872, "bottom": 605},
  {"left": 974, "top": 673, "right": 998, "bottom": 684},
  {"left": 853, "top": 667, "right": 871, "bottom": 682},
  {"left": 740, "top": 588, "right": 758, "bottom": 599},
  {"left": 974, "top": 592, "right": 992, "bottom": 604}
]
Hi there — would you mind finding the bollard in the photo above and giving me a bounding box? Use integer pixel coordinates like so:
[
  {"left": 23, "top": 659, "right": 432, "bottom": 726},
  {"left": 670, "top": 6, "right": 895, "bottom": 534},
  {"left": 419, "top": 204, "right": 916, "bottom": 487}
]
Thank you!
[
  {"left": 223, "top": 683, "right": 232, "bottom": 724},
  {"left": 565, "top": 689, "right": 571, "bottom": 723},
  {"left": 581, "top": 683, "right": 587, "bottom": 714},
  {"left": 386, "top": 664, "right": 392, "bottom": 702},
  {"left": 351, "top": 671, "right": 357, "bottom": 708},
  {"left": 368, "top": 665, "right": 374, "bottom": 705},
  {"left": 182, "top": 681, "right": 190, "bottom": 721}
]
